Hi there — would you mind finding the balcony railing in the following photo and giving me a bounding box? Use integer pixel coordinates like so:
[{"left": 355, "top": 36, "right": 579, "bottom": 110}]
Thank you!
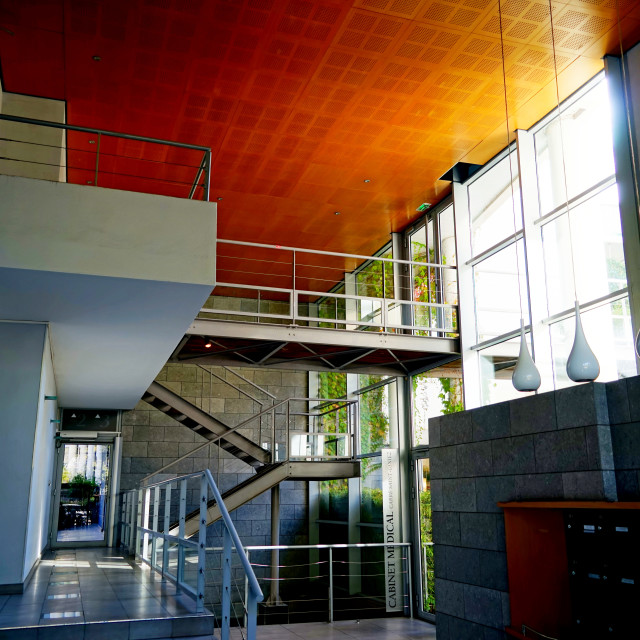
[
  {"left": 204, "top": 239, "right": 459, "bottom": 338},
  {"left": 0, "top": 113, "right": 212, "bottom": 200}
]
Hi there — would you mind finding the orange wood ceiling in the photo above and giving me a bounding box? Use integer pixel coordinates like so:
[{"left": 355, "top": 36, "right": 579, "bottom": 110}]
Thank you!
[{"left": 1, "top": 0, "right": 639, "bottom": 257}]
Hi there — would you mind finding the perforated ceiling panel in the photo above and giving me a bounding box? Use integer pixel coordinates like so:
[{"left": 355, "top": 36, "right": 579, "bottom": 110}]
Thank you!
[{"left": 0, "top": 0, "right": 639, "bottom": 256}]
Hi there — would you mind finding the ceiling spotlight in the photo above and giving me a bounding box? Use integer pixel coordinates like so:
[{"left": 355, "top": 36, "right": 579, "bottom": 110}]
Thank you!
[
  {"left": 363, "top": 179, "right": 371, "bottom": 183},
  {"left": 204, "top": 339, "right": 212, "bottom": 348},
  {"left": 334, "top": 211, "right": 341, "bottom": 215},
  {"left": 92, "top": 55, "right": 101, "bottom": 61},
  {"left": 217, "top": 197, "right": 223, "bottom": 201}
]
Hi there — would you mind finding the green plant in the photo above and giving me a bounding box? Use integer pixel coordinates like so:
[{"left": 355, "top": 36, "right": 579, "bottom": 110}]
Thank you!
[
  {"left": 438, "top": 377, "right": 464, "bottom": 414},
  {"left": 68, "top": 474, "right": 99, "bottom": 508}
]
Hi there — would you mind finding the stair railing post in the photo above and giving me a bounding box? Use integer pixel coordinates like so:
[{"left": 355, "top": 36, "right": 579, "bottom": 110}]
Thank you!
[
  {"left": 244, "top": 550, "right": 250, "bottom": 630},
  {"left": 142, "top": 488, "right": 151, "bottom": 562},
  {"left": 329, "top": 547, "right": 334, "bottom": 623},
  {"left": 178, "top": 479, "right": 187, "bottom": 585},
  {"left": 135, "top": 489, "right": 143, "bottom": 558},
  {"left": 197, "top": 473, "right": 207, "bottom": 614},
  {"left": 272, "top": 407, "right": 276, "bottom": 461},
  {"left": 222, "top": 526, "right": 232, "bottom": 640},
  {"left": 163, "top": 483, "right": 172, "bottom": 577},
  {"left": 286, "top": 400, "right": 290, "bottom": 462},
  {"left": 292, "top": 249, "right": 297, "bottom": 324},
  {"left": 152, "top": 486, "right": 160, "bottom": 568}
]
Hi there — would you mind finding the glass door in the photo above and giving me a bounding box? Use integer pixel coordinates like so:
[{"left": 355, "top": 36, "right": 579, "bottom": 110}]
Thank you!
[
  {"left": 414, "top": 456, "right": 434, "bottom": 619},
  {"left": 51, "top": 441, "right": 112, "bottom": 546}
]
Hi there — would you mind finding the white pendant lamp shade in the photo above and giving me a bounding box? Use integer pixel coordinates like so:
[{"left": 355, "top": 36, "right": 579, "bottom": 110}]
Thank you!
[
  {"left": 566, "top": 301, "right": 600, "bottom": 382},
  {"left": 512, "top": 322, "right": 541, "bottom": 392}
]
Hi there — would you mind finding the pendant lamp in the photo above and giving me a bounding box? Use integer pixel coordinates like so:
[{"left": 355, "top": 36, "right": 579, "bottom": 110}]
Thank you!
[
  {"left": 513, "top": 320, "right": 542, "bottom": 391},
  {"left": 546, "top": 0, "right": 599, "bottom": 383},
  {"left": 496, "top": 0, "right": 541, "bottom": 392},
  {"left": 566, "top": 301, "right": 600, "bottom": 382}
]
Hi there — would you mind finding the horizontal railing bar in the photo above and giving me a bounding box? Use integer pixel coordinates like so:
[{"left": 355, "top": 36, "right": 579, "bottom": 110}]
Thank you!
[
  {"left": 206, "top": 542, "right": 411, "bottom": 551},
  {"left": 199, "top": 308, "right": 292, "bottom": 320},
  {"left": 198, "top": 365, "right": 265, "bottom": 406},
  {"left": 223, "top": 366, "right": 277, "bottom": 400},
  {"left": 218, "top": 238, "right": 456, "bottom": 269},
  {"left": 0, "top": 113, "right": 210, "bottom": 151},
  {"left": 0, "top": 136, "right": 205, "bottom": 170},
  {"left": 138, "top": 528, "right": 199, "bottom": 547}
]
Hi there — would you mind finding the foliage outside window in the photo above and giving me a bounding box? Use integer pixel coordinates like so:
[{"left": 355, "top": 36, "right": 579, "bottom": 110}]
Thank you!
[
  {"left": 412, "top": 374, "right": 464, "bottom": 446},
  {"left": 359, "top": 375, "right": 392, "bottom": 455}
]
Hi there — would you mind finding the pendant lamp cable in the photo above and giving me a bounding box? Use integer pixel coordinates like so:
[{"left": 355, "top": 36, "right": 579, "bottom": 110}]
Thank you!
[
  {"left": 548, "top": 0, "right": 578, "bottom": 302},
  {"left": 497, "top": 0, "right": 525, "bottom": 323}
]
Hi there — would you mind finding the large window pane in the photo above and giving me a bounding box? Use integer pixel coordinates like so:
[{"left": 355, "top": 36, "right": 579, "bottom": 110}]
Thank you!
[
  {"left": 535, "top": 78, "right": 615, "bottom": 217},
  {"left": 412, "top": 374, "right": 463, "bottom": 446},
  {"left": 542, "top": 184, "right": 626, "bottom": 316},
  {"left": 473, "top": 240, "right": 528, "bottom": 343},
  {"left": 469, "top": 152, "right": 521, "bottom": 257},
  {"left": 359, "top": 376, "right": 392, "bottom": 455},
  {"left": 478, "top": 335, "right": 536, "bottom": 406},
  {"left": 548, "top": 297, "right": 635, "bottom": 388}
]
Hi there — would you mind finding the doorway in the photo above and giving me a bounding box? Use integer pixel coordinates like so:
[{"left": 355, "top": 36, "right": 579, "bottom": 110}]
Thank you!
[{"left": 51, "top": 441, "right": 112, "bottom": 546}]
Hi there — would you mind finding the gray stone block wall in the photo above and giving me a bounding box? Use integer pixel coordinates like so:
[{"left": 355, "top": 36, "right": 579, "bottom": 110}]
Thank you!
[
  {"left": 430, "top": 381, "right": 620, "bottom": 640},
  {"left": 120, "top": 363, "right": 309, "bottom": 547}
]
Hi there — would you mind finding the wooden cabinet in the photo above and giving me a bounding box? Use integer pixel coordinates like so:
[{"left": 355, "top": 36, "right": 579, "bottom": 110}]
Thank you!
[{"left": 500, "top": 502, "right": 640, "bottom": 640}]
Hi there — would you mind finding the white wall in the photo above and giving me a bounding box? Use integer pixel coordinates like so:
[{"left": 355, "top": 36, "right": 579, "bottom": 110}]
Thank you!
[
  {"left": 0, "top": 93, "right": 66, "bottom": 182},
  {"left": 0, "top": 322, "right": 47, "bottom": 589},
  {"left": 23, "top": 329, "right": 57, "bottom": 581},
  {"left": 0, "top": 174, "right": 216, "bottom": 286}
]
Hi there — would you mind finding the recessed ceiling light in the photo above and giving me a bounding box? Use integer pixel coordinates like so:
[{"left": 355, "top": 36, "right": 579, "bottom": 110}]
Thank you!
[
  {"left": 217, "top": 197, "right": 223, "bottom": 201},
  {"left": 363, "top": 179, "right": 371, "bottom": 183},
  {"left": 92, "top": 55, "right": 101, "bottom": 61},
  {"left": 204, "top": 339, "right": 212, "bottom": 348},
  {"left": 334, "top": 211, "right": 341, "bottom": 215}
]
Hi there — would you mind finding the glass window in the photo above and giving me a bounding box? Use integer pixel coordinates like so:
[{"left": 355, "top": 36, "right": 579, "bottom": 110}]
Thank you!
[
  {"left": 535, "top": 78, "right": 615, "bottom": 217},
  {"left": 478, "top": 334, "right": 536, "bottom": 406},
  {"left": 416, "top": 458, "right": 434, "bottom": 615},
  {"left": 548, "top": 297, "right": 635, "bottom": 389},
  {"left": 359, "top": 375, "right": 392, "bottom": 455},
  {"left": 412, "top": 374, "right": 464, "bottom": 446},
  {"left": 542, "top": 184, "right": 626, "bottom": 316},
  {"left": 473, "top": 240, "right": 528, "bottom": 343},
  {"left": 360, "top": 457, "right": 383, "bottom": 524},
  {"left": 468, "top": 152, "right": 521, "bottom": 257}
]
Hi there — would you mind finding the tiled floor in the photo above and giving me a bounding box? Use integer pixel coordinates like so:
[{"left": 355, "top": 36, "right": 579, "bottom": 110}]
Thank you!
[
  {"left": 0, "top": 548, "right": 211, "bottom": 637},
  {"left": 0, "top": 550, "right": 436, "bottom": 640},
  {"left": 227, "top": 618, "right": 438, "bottom": 640}
]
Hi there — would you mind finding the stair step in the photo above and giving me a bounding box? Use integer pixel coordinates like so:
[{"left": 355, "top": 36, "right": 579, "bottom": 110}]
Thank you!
[{"left": 0, "top": 613, "right": 215, "bottom": 640}]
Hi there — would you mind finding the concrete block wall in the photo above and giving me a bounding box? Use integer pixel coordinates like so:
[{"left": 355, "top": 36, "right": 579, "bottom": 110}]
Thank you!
[
  {"left": 429, "top": 382, "right": 619, "bottom": 640},
  {"left": 120, "top": 363, "right": 309, "bottom": 547},
  {"left": 606, "top": 376, "right": 640, "bottom": 498}
]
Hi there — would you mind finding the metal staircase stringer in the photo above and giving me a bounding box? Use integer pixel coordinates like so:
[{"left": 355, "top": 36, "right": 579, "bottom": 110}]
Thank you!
[
  {"left": 179, "top": 459, "right": 361, "bottom": 537},
  {"left": 142, "top": 380, "right": 270, "bottom": 468}
]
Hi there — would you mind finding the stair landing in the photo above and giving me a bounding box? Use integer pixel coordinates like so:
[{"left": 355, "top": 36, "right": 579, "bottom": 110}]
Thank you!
[{"left": 0, "top": 548, "right": 214, "bottom": 639}]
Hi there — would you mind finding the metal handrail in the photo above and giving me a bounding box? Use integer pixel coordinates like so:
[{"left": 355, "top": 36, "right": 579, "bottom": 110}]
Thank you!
[
  {"left": 124, "top": 470, "right": 264, "bottom": 640},
  {"left": 140, "top": 395, "right": 358, "bottom": 483},
  {"left": 217, "top": 238, "right": 456, "bottom": 269},
  {"left": 0, "top": 113, "right": 212, "bottom": 201}
]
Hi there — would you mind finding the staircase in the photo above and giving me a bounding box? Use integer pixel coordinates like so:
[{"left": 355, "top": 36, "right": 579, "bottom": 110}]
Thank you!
[
  {"left": 141, "top": 376, "right": 360, "bottom": 537},
  {"left": 178, "top": 460, "right": 360, "bottom": 536},
  {"left": 142, "top": 380, "right": 270, "bottom": 468}
]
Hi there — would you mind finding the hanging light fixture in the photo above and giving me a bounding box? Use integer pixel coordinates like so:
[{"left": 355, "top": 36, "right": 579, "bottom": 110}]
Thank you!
[
  {"left": 546, "top": 0, "right": 599, "bottom": 383},
  {"left": 497, "top": 1, "right": 541, "bottom": 392}
]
